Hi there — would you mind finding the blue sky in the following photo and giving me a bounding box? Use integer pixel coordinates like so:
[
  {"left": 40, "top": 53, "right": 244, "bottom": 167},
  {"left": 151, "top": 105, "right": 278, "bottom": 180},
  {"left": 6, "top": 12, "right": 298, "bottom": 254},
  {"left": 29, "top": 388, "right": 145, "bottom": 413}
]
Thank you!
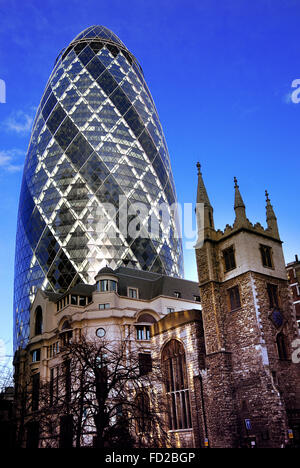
[{"left": 0, "top": 0, "right": 299, "bottom": 360}]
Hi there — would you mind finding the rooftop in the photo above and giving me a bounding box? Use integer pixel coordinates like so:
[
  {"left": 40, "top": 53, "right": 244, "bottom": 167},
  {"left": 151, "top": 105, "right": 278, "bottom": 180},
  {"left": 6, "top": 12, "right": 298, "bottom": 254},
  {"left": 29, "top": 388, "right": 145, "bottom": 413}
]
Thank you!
[{"left": 47, "top": 266, "right": 200, "bottom": 303}]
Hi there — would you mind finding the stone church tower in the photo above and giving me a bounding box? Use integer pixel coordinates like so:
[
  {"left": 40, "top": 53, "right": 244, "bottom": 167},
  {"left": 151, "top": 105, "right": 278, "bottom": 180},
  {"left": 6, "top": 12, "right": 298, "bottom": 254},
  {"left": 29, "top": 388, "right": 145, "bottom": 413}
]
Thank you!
[{"left": 195, "top": 163, "right": 300, "bottom": 448}]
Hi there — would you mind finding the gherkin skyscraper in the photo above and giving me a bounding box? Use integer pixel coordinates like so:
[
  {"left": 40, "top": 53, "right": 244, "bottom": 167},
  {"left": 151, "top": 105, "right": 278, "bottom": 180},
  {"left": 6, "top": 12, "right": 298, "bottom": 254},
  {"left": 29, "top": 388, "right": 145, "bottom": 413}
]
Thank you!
[{"left": 14, "top": 25, "right": 184, "bottom": 349}]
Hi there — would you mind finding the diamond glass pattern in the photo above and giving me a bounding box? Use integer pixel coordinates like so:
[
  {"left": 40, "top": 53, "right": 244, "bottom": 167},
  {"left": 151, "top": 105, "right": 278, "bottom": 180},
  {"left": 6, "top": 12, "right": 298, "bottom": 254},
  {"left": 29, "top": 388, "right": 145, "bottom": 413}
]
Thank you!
[{"left": 14, "top": 25, "right": 183, "bottom": 350}]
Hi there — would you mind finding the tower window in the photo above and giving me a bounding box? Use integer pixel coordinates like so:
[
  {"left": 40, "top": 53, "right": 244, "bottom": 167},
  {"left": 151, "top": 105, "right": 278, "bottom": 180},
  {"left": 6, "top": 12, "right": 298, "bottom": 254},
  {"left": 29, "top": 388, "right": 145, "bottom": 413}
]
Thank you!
[
  {"left": 267, "top": 284, "right": 279, "bottom": 308},
  {"left": 260, "top": 245, "right": 273, "bottom": 268},
  {"left": 174, "top": 291, "right": 181, "bottom": 298},
  {"left": 223, "top": 246, "right": 236, "bottom": 272},
  {"left": 161, "top": 340, "right": 192, "bottom": 430},
  {"left": 228, "top": 286, "right": 241, "bottom": 311},
  {"left": 276, "top": 332, "right": 288, "bottom": 360}
]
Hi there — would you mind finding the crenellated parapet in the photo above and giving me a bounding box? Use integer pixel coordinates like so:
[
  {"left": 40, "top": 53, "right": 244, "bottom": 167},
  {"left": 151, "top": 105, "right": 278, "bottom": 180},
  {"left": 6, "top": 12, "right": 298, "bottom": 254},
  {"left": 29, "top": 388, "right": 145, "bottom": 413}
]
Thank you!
[{"left": 196, "top": 164, "right": 281, "bottom": 244}]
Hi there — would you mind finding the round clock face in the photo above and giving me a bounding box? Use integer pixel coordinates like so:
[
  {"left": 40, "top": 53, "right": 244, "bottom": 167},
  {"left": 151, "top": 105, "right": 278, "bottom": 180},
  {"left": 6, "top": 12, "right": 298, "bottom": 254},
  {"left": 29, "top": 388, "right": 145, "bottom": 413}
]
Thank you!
[{"left": 96, "top": 328, "right": 106, "bottom": 338}]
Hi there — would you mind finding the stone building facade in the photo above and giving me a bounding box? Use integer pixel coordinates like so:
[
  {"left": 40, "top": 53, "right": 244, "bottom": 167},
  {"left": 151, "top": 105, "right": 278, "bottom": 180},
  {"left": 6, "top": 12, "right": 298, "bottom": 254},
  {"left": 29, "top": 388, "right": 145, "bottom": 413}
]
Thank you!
[
  {"left": 14, "top": 266, "right": 202, "bottom": 448},
  {"left": 193, "top": 163, "right": 300, "bottom": 448},
  {"left": 286, "top": 255, "right": 300, "bottom": 331},
  {"left": 13, "top": 166, "right": 300, "bottom": 449}
]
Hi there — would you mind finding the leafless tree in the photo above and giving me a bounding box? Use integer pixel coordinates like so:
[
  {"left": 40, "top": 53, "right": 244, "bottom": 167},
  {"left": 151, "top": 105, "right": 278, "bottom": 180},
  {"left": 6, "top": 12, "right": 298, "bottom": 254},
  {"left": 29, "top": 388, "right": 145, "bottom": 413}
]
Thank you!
[
  {"left": 0, "top": 361, "right": 13, "bottom": 395},
  {"left": 24, "top": 333, "right": 169, "bottom": 448}
]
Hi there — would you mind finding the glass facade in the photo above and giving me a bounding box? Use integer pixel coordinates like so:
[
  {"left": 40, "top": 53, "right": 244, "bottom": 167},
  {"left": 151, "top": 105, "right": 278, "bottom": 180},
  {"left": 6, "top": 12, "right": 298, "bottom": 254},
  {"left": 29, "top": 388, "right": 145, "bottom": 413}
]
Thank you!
[{"left": 14, "top": 25, "right": 183, "bottom": 350}]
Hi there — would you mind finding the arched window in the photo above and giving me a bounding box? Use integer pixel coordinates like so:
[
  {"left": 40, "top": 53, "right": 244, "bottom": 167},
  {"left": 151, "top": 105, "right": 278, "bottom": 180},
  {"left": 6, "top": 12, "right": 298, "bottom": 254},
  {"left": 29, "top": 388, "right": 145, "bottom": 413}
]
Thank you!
[
  {"left": 137, "top": 313, "right": 156, "bottom": 324},
  {"left": 136, "top": 314, "right": 156, "bottom": 341},
  {"left": 276, "top": 332, "right": 288, "bottom": 360},
  {"left": 61, "top": 320, "right": 71, "bottom": 330},
  {"left": 34, "top": 306, "right": 43, "bottom": 336},
  {"left": 60, "top": 320, "right": 72, "bottom": 346},
  {"left": 161, "top": 339, "right": 192, "bottom": 430}
]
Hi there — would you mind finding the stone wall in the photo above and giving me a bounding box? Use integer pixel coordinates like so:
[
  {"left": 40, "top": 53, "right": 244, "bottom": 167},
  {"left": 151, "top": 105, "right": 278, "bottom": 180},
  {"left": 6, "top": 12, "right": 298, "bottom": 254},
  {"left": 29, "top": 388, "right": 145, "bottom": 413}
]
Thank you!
[{"left": 151, "top": 311, "right": 206, "bottom": 448}]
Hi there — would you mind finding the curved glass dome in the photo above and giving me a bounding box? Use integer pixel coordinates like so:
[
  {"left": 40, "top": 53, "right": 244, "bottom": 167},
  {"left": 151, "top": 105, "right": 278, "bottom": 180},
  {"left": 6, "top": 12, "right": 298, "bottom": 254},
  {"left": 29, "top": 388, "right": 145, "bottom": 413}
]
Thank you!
[
  {"left": 72, "top": 25, "right": 126, "bottom": 47},
  {"left": 14, "top": 26, "right": 184, "bottom": 349}
]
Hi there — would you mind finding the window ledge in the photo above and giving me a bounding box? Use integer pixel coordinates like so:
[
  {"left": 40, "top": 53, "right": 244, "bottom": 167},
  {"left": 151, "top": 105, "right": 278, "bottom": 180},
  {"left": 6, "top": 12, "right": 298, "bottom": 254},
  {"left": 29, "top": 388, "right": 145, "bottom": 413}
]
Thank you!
[
  {"left": 224, "top": 267, "right": 236, "bottom": 274},
  {"left": 30, "top": 361, "right": 40, "bottom": 366},
  {"left": 168, "top": 428, "right": 193, "bottom": 433}
]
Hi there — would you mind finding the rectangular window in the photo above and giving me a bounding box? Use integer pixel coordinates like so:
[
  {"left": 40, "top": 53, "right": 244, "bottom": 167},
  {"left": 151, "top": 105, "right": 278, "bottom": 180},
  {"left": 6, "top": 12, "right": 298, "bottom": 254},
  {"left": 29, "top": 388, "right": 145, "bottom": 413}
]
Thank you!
[
  {"left": 26, "top": 422, "right": 40, "bottom": 448},
  {"left": 71, "top": 295, "right": 77, "bottom": 305},
  {"left": 174, "top": 291, "right": 181, "bottom": 298},
  {"left": 79, "top": 296, "right": 86, "bottom": 306},
  {"left": 32, "top": 349, "right": 41, "bottom": 363},
  {"left": 64, "top": 360, "right": 71, "bottom": 404},
  {"left": 100, "top": 279, "right": 109, "bottom": 292},
  {"left": 277, "top": 333, "right": 288, "bottom": 360},
  {"left": 260, "top": 245, "right": 273, "bottom": 268},
  {"left": 48, "top": 341, "right": 59, "bottom": 359},
  {"left": 139, "top": 353, "right": 152, "bottom": 376},
  {"left": 50, "top": 367, "right": 59, "bottom": 406},
  {"left": 99, "top": 303, "right": 110, "bottom": 310},
  {"left": 59, "top": 415, "right": 73, "bottom": 448},
  {"left": 167, "top": 307, "right": 175, "bottom": 314},
  {"left": 61, "top": 331, "right": 72, "bottom": 347},
  {"left": 136, "top": 325, "right": 151, "bottom": 340},
  {"left": 50, "top": 368, "right": 54, "bottom": 407},
  {"left": 223, "top": 246, "right": 236, "bottom": 272},
  {"left": 267, "top": 284, "right": 279, "bottom": 308},
  {"left": 193, "top": 295, "right": 201, "bottom": 302},
  {"left": 128, "top": 288, "right": 138, "bottom": 299},
  {"left": 228, "top": 286, "right": 241, "bottom": 311},
  {"left": 32, "top": 373, "right": 40, "bottom": 411}
]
